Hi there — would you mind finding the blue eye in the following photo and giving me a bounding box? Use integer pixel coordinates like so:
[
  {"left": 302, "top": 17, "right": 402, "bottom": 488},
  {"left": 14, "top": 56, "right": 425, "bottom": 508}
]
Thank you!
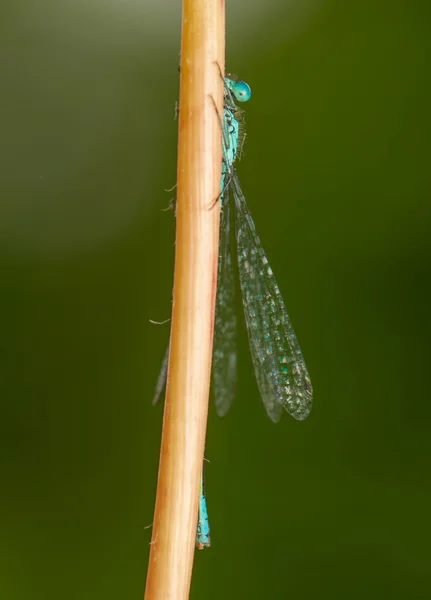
[{"left": 232, "top": 80, "right": 252, "bottom": 103}]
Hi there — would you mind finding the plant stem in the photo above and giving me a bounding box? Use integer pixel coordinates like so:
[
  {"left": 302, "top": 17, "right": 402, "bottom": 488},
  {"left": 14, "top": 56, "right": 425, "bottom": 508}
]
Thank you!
[{"left": 144, "top": 1, "right": 225, "bottom": 598}]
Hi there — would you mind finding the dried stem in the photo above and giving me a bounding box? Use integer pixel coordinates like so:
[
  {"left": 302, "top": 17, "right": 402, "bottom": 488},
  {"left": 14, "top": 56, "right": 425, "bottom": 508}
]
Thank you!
[{"left": 144, "top": 1, "right": 225, "bottom": 598}]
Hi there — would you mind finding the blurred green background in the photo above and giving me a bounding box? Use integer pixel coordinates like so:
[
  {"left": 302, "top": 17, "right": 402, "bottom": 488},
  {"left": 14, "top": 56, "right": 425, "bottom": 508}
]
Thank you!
[{"left": 1, "top": 0, "right": 431, "bottom": 598}]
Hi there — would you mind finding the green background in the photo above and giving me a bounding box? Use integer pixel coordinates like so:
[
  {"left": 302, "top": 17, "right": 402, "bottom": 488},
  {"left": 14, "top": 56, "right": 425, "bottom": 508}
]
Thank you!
[{"left": 1, "top": 0, "right": 431, "bottom": 598}]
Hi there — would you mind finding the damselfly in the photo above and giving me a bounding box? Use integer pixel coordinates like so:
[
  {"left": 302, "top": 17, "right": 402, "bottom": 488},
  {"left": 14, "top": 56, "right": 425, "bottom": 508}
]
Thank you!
[{"left": 154, "top": 75, "right": 313, "bottom": 548}]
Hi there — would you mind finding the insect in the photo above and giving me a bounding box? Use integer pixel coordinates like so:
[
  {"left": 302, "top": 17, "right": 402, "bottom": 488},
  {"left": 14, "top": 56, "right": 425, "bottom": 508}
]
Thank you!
[{"left": 155, "top": 75, "right": 313, "bottom": 549}]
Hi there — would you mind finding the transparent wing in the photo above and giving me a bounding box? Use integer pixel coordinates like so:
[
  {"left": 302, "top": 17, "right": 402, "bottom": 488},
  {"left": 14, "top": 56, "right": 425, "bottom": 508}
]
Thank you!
[
  {"left": 212, "top": 200, "right": 238, "bottom": 416},
  {"left": 152, "top": 343, "right": 169, "bottom": 405},
  {"left": 231, "top": 172, "right": 313, "bottom": 422}
]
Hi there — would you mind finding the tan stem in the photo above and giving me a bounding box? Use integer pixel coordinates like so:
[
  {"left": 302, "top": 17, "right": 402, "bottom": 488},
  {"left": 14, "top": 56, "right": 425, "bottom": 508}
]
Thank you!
[{"left": 144, "top": 1, "right": 225, "bottom": 598}]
